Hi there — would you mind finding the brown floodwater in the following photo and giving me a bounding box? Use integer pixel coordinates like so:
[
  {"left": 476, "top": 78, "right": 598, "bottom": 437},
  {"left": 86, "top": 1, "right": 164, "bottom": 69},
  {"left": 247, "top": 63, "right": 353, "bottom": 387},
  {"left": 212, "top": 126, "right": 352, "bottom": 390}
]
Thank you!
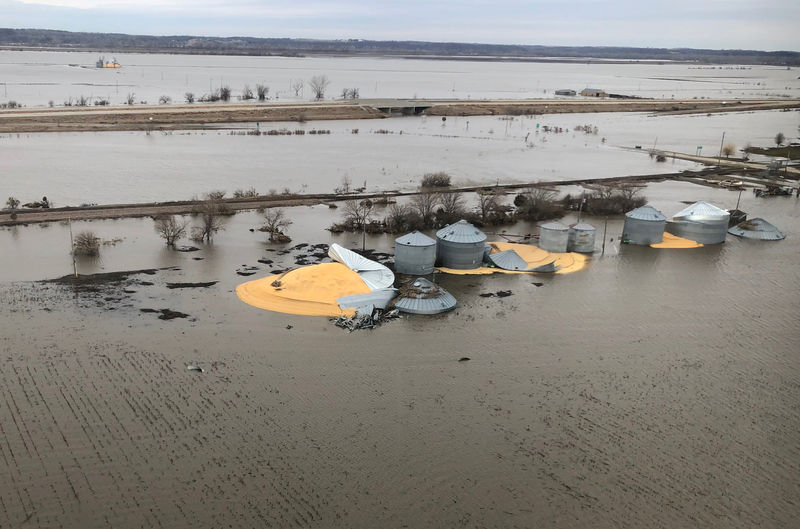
[{"left": 1, "top": 182, "right": 799, "bottom": 528}]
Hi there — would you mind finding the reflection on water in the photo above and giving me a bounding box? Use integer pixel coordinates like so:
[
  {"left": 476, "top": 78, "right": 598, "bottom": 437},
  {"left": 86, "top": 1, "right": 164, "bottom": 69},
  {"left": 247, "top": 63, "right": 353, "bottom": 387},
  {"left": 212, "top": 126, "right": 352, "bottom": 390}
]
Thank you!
[{"left": 2, "top": 50, "right": 799, "bottom": 106}]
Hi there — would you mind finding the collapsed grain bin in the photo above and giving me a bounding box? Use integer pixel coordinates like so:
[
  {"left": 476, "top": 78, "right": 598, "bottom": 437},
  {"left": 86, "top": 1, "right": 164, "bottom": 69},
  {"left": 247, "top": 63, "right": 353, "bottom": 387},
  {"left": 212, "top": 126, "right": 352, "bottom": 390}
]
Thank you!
[
  {"left": 727, "top": 218, "right": 785, "bottom": 241},
  {"left": 567, "top": 222, "right": 596, "bottom": 253},
  {"left": 394, "top": 278, "right": 457, "bottom": 315},
  {"left": 666, "top": 201, "right": 730, "bottom": 244},
  {"left": 436, "top": 220, "right": 487, "bottom": 269},
  {"left": 538, "top": 221, "right": 569, "bottom": 253},
  {"left": 623, "top": 205, "right": 667, "bottom": 245},
  {"left": 488, "top": 249, "right": 530, "bottom": 271},
  {"left": 394, "top": 231, "right": 437, "bottom": 275}
]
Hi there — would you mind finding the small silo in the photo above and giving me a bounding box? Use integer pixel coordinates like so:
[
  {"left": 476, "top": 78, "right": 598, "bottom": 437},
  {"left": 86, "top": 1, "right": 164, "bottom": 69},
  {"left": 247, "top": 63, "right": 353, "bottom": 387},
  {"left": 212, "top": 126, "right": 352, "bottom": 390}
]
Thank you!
[
  {"left": 623, "top": 205, "right": 667, "bottom": 245},
  {"left": 567, "top": 222, "right": 596, "bottom": 253},
  {"left": 666, "top": 201, "right": 730, "bottom": 244},
  {"left": 538, "top": 221, "right": 569, "bottom": 252},
  {"left": 394, "top": 231, "right": 437, "bottom": 275},
  {"left": 435, "top": 220, "right": 487, "bottom": 269}
]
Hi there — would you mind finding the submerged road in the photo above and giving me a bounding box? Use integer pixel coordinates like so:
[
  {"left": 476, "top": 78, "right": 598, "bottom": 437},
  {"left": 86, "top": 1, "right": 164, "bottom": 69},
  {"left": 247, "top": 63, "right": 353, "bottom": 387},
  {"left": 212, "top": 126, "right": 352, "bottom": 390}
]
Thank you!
[
  {"left": 0, "top": 98, "right": 798, "bottom": 133},
  {"left": 0, "top": 166, "right": 747, "bottom": 226}
]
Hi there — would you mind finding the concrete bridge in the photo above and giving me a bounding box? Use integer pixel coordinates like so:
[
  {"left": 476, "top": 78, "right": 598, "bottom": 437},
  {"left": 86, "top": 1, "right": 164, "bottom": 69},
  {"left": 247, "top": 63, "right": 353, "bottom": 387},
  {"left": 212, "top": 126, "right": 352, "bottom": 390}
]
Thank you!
[{"left": 356, "top": 99, "right": 435, "bottom": 115}]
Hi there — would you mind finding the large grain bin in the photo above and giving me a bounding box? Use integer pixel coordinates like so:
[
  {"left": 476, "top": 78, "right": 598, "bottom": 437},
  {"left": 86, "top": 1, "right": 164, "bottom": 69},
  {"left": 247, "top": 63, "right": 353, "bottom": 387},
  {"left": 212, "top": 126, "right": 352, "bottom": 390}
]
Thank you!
[
  {"left": 435, "top": 220, "right": 487, "bottom": 269},
  {"left": 394, "top": 231, "right": 437, "bottom": 275},
  {"left": 666, "top": 201, "right": 729, "bottom": 244},
  {"left": 567, "top": 222, "right": 596, "bottom": 253},
  {"left": 623, "top": 205, "right": 666, "bottom": 245},
  {"left": 538, "top": 221, "right": 569, "bottom": 252}
]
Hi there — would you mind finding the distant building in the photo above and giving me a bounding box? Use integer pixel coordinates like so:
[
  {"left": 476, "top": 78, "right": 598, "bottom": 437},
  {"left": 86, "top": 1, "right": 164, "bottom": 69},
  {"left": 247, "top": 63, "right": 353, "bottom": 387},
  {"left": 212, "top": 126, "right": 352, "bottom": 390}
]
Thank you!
[
  {"left": 554, "top": 89, "right": 576, "bottom": 96},
  {"left": 580, "top": 88, "right": 607, "bottom": 97}
]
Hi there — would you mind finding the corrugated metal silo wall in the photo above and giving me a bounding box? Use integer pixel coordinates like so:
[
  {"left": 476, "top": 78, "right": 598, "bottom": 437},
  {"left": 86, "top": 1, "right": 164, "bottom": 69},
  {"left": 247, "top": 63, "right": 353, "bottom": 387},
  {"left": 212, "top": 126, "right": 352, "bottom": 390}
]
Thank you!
[
  {"left": 539, "top": 228, "right": 569, "bottom": 252},
  {"left": 666, "top": 220, "right": 728, "bottom": 244},
  {"left": 436, "top": 240, "right": 485, "bottom": 269},
  {"left": 395, "top": 244, "right": 437, "bottom": 275},
  {"left": 568, "top": 229, "right": 596, "bottom": 253},
  {"left": 622, "top": 218, "right": 666, "bottom": 245}
]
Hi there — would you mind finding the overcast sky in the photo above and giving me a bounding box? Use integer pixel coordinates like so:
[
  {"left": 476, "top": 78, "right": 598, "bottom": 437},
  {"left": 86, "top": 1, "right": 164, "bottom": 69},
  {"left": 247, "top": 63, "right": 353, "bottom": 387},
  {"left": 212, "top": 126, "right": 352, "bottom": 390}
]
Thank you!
[{"left": 3, "top": 0, "right": 799, "bottom": 51}]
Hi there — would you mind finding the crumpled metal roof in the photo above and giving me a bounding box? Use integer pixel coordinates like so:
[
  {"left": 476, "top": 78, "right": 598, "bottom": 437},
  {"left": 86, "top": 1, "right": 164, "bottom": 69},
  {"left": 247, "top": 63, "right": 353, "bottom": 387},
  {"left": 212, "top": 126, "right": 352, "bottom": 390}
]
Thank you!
[
  {"left": 394, "top": 278, "right": 457, "bottom": 315},
  {"left": 625, "top": 205, "right": 666, "bottom": 222},
  {"left": 328, "top": 243, "right": 395, "bottom": 291},
  {"left": 727, "top": 218, "right": 785, "bottom": 240},
  {"left": 540, "top": 221, "right": 569, "bottom": 231},
  {"left": 395, "top": 231, "right": 436, "bottom": 247},
  {"left": 672, "top": 201, "right": 729, "bottom": 221},
  {"left": 488, "top": 249, "right": 530, "bottom": 271},
  {"left": 436, "top": 220, "right": 487, "bottom": 244}
]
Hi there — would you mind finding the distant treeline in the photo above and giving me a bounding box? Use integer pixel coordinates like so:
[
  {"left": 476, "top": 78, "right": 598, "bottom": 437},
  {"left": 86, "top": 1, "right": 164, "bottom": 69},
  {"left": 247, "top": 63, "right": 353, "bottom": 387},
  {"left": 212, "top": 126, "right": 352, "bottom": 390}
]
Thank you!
[{"left": 1, "top": 28, "right": 799, "bottom": 66}]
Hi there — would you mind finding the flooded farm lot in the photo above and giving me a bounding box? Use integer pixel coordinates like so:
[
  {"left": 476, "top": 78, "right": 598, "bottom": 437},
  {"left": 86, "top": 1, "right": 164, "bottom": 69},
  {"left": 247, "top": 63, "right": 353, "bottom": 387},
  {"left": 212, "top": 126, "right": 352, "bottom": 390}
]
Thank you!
[{"left": 1, "top": 183, "right": 798, "bottom": 528}]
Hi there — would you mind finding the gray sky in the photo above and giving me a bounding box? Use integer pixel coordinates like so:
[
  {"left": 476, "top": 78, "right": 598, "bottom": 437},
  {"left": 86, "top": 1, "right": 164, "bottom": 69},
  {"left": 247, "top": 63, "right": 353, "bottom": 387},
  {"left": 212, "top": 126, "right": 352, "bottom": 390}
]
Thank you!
[{"left": 3, "top": 0, "right": 799, "bottom": 51}]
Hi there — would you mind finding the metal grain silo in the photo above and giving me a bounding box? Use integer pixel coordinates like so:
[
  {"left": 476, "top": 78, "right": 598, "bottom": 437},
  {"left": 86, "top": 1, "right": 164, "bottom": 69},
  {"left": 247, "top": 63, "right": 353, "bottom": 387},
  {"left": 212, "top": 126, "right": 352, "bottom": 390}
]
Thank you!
[
  {"left": 666, "top": 201, "right": 730, "bottom": 244},
  {"left": 435, "top": 220, "right": 487, "bottom": 269},
  {"left": 394, "top": 231, "right": 437, "bottom": 275},
  {"left": 538, "top": 221, "right": 569, "bottom": 252},
  {"left": 567, "top": 222, "right": 596, "bottom": 253},
  {"left": 623, "top": 205, "right": 666, "bottom": 245}
]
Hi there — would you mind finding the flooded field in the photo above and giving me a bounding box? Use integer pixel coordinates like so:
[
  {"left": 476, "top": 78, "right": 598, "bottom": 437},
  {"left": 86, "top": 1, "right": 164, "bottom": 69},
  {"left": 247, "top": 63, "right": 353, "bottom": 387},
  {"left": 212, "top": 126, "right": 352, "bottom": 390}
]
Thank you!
[
  {"left": 2, "top": 109, "right": 799, "bottom": 206},
  {"left": 2, "top": 50, "right": 800, "bottom": 107},
  {"left": 1, "top": 181, "right": 799, "bottom": 528}
]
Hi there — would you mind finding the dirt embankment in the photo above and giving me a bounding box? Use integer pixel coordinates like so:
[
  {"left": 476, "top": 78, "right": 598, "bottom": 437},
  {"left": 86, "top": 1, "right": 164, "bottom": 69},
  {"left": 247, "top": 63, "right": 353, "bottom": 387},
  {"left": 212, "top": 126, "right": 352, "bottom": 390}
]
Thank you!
[{"left": 1, "top": 98, "right": 797, "bottom": 133}]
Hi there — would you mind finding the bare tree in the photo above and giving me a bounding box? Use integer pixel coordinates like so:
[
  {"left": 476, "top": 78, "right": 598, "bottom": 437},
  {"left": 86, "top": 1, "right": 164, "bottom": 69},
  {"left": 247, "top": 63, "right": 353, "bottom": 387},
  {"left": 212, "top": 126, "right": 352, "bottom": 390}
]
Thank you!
[
  {"left": 125, "top": 92, "right": 136, "bottom": 105},
  {"left": 309, "top": 75, "right": 330, "bottom": 100},
  {"left": 219, "top": 86, "right": 231, "bottom": 102},
  {"left": 159, "top": 95, "right": 171, "bottom": 104},
  {"left": 154, "top": 215, "right": 188, "bottom": 247},
  {"left": 437, "top": 191, "right": 465, "bottom": 224},
  {"left": 384, "top": 203, "right": 414, "bottom": 232},
  {"left": 476, "top": 191, "right": 501, "bottom": 221},
  {"left": 411, "top": 192, "right": 440, "bottom": 227},
  {"left": 291, "top": 80, "right": 304, "bottom": 97},
  {"left": 341, "top": 199, "right": 374, "bottom": 230},
  {"left": 5, "top": 196, "right": 20, "bottom": 210},
  {"left": 256, "top": 84, "right": 269, "bottom": 101},
  {"left": 241, "top": 85, "right": 254, "bottom": 100},
  {"left": 334, "top": 175, "right": 352, "bottom": 194},
  {"left": 73, "top": 231, "right": 100, "bottom": 256},
  {"left": 261, "top": 209, "right": 292, "bottom": 242},
  {"left": 185, "top": 92, "right": 194, "bottom": 104},
  {"left": 191, "top": 191, "right": 229, "bottom": 243},
  {"left": 775, "top": 132, "right": 785, "bottom": 146}
]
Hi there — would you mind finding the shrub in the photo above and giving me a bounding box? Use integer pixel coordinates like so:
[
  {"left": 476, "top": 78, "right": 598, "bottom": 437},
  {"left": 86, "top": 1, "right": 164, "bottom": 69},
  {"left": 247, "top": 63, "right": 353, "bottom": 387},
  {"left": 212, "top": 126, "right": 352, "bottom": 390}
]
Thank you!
[
  {"left": 5, "top": 196, "right": 20, "bottom": 210},
  {"left": 73, "top": 231, "right": 100, "bottom": 256},
  {"left": 420, "top": 172, "right": 452, "bottom": 188}
]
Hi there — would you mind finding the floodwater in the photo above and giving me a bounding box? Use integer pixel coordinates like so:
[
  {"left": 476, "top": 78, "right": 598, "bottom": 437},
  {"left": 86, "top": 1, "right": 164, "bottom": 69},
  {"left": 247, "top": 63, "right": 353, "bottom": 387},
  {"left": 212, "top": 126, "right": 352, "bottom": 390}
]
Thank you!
[
  {"left": 1, "top": 181, "right": 799, "bottom": 528},
  {"left": 2, "top": 50, "right": 799, "bottom": 107},
  {"left": 2, "top": 109, "right": 799, "bottom": 206}
]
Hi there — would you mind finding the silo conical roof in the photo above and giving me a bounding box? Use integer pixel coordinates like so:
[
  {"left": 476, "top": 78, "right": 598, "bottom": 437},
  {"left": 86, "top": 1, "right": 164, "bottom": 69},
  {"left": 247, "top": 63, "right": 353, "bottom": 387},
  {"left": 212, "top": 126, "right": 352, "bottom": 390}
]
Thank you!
[
  {"left": 672, "top": 201, "right": 729, "bottom": 221},
  {"left": 540, "top": 221, "right": 569, "bottom": 231},
  {"left": 625, "top": 205, "right": 666, "bottom": 221},
  {"left": 394, "top": 278, "right": 457, "bottom": 314},
  {"left": 395, "top": 231, "right": 436, "bottom": 247},
  {"left": 569, "top": 222, "right": 596, "bottom": 231},
  {"left": 727, "top": 218, "right": 785, "bottom": 240},
  {"left": 436, "top": 220, "right": 487, "bottom": 244},
  {"left": 488, "top": 249, "right": 530, "bottom": 271}
]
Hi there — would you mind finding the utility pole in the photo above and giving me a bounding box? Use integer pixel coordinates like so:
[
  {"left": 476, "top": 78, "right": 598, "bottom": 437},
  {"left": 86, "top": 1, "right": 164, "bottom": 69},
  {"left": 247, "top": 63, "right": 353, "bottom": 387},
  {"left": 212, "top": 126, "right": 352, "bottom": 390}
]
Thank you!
[
  {"left": 717, "top": 131, "right": 726, "bottom": 166},
  {"left": 69, "top": 218, "right": 77, "bottom": 278},
  {"left": 601, "top": 216, "right": 608, "bottom": 255}
]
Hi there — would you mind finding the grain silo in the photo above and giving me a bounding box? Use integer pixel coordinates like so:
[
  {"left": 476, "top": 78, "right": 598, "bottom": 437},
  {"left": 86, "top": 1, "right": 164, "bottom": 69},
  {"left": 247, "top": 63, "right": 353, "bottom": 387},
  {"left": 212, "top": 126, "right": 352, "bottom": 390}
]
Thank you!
[
  {"left": 538, "top": 221, "right": 569, "bottom": 252},
  {"left": 666, "top": 201, "right": 730, "bottom": 244},
  {"left": 394, "top": 278, "right": 457, "bottom": 315},
  {"left": 567, "top": 222, "right": 596, "bottom": 253},
  {"left": 623, "top": 205, "right": 666, "bottom": 245},
  {"left": 394, "top": 231, "right": 437, "bottom": 275},
  {"left": 435, "top": 220, "right": 487, "bottom": 269}
]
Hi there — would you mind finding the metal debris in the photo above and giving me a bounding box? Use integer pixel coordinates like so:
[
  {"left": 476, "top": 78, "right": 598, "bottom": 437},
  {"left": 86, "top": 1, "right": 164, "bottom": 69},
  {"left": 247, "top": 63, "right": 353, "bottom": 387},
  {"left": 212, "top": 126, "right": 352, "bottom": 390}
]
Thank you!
[{"left": 331, "top": 308, "right": 400, "bottom": 332}]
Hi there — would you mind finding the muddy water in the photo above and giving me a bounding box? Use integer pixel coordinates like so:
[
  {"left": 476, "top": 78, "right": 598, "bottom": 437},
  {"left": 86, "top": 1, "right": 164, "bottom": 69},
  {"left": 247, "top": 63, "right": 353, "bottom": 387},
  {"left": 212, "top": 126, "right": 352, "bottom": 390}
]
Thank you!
[
  {"left": 3, "top": 109, "right": 799, "bottom": 206},
  {"left": 1, "top": 182, "right": 798, "bottom": 528}
]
